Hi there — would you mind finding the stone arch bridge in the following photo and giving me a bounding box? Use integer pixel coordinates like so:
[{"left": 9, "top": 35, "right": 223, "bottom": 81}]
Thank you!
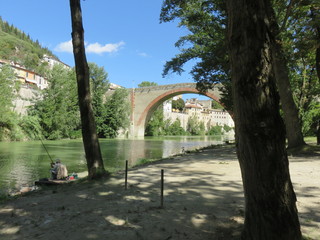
[{"left": 127, "top": 82, "right": 223, "bottom": 138}]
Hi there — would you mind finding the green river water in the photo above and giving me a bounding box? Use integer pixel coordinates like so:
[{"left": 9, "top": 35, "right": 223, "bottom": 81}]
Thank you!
[{"left": 0, "top": 135, "right": 231, "bottom": 193}]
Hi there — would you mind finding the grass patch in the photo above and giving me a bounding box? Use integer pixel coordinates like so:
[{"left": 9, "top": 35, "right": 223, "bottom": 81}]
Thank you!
[
  {"left": 287, "top": 144, "right": 320, "bottom": 156},
  {"left": 0, "top": 192, "right": 11, "bottom": 203},
  {"left": 302, "top": 235, "right": 314, "bottom": 240},
  {"left": 304, "top": 136, "right": 316, "bottom": 144},
  {"left": 134, "top": 158, "right": 158, "bottom": 167}
]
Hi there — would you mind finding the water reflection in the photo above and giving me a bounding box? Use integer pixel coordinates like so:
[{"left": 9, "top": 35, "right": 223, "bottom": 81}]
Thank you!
[{"left": 0, "top": 135, "right": 232, "bottom": 192}]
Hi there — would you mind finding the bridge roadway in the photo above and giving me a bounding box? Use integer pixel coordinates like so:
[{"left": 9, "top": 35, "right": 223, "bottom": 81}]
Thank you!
[{"left": 128, "top": 82, "right": 223, "bottom": 138}]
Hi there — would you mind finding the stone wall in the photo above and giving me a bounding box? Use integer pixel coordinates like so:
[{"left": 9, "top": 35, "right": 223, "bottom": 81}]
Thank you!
[{"left": 12, "top": 86, "right": 39, "bottom": 115}]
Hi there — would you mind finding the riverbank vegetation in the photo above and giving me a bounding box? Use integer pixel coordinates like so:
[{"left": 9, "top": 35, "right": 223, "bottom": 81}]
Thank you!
[{"left": 145, "top": 105, "right": 233, "bottom": 137}]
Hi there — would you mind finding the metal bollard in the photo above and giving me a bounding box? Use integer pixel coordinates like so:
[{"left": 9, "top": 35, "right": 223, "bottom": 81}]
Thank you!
[
  {"left": 125, "top": 160, "right": 128, "bottom": 190},
  {"left": 160, "top": 169, "right": 164, "bottom": 208}
]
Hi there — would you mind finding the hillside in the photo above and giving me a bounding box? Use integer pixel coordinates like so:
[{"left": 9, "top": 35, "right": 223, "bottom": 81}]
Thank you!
[{"left": 0, "top": 17, "right": 58, "bottom": 75}]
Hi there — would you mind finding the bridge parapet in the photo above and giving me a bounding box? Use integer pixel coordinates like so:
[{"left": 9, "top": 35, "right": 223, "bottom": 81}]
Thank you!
[{"left": 131, "top": 82, "right": 222, "bottom": 94}]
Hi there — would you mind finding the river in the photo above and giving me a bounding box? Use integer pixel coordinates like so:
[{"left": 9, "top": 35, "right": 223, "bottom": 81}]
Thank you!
[{"left": 0, "top": 135, "right": 233, "bottom": 193}]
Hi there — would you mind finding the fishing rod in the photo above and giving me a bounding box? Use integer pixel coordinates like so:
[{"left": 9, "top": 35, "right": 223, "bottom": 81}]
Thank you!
[{"left": 39, "top": 137, "right": 54, "bottom": 165}]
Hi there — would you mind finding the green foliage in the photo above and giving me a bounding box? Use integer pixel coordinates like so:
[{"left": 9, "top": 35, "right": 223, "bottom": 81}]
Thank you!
[
  {"left": 0, "top": 65, "right": 16, "bottom": 120},
  {"left": 101, "top": 88, "right": 130, "bottom": 138},
  {"left": 89, "top": 62, "right": 110, "bottom": 136},
  {"left": 29, "top": 65, "right": 80, "bottom": 140},
  {"left": 186, "top": 114, "right": 204, "bottom": 135},
  {"left": 164, "top": 118, "right": 187, "bottom": 135},
  {"left": 138, "top": 81, "right": 158, "bottom": 87},
  {"left": 18, "top": 115, "right": 43, "bottom": 140},
  {"left": 0, "top": 17, "right": 57, "bottom": 75},
  {"left": 223, "top": 124, "right": 233, "bottom": 133},
  {"left": 301, "top": 102, "right": 320, "bottom": 136},
  {"left": 145, "top": 106, "right": 164, "bottom": 136},
  {"left": 272, "top": 0, "right": 320, "bottom": 136},
  {"left": 212, "top": 100, "right": 223, "bottom": 109},
  {"left": 160, "top": 0, "right": 232, "bottom": 111},
  {"left": 161, "top": 0, "right": 320, "bottom": 138},
  {"left": 207, "top": 125, "right": 223, "bottom": 135},
  {"left": 0, "top": 64, "right": 22, "bottom": 141},
  {"left": 172, "top": 98, "right": 185, "bottom": 111}
]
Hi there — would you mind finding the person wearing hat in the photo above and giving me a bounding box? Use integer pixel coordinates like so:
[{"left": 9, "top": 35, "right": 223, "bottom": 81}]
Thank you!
[{"left": 50, "top": 159, "right": 68, "bottom": 180}]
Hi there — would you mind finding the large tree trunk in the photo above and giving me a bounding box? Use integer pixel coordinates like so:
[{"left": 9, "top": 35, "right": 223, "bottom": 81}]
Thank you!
[
  {"left": 69, "top": 0, "right": 107, "bottom": 179},
  {"left": 226, "top": 0, "right": 302, "bottom": 239},
  {"left": 269, "top": 9, "right": 306, "bottom": 149}
]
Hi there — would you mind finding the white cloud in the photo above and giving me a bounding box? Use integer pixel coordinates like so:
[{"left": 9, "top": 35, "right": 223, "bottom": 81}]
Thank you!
[
  {"left": 54, "top": 40, "right": 125, "bottom": 55},
  {"left": 137, "top": 51, "right": 149, "bottom": 57},
  {"left": 54, "top": 40, "right": 73, "bottom": 53},
  {"left": 86, "top": 41, "right": 125, "bottom": 54}
]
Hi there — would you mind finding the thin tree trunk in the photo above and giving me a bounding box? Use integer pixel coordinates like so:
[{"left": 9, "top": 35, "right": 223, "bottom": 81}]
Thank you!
[
  {"left": 226, "top": 0, "right": 302, "bottom": 239},
  {"left": 69, "top": 0, "right": 107, "bottom": 179},
  {"left": 269, "top": 8, "right": 306, "bottom": 149}
]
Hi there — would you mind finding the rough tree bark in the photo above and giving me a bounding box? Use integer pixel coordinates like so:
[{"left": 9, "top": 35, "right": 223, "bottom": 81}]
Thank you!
[
  {"left": 226, "top": 0, "right": 302, "bottom": 239},
  {"left": 69, "top": 0, "right": 107, "bottom": 179}
]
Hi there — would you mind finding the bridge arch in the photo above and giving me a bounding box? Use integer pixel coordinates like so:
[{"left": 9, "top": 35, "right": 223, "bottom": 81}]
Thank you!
[{"left": 129, "top": 83, "right": 223, "bottom": 138}]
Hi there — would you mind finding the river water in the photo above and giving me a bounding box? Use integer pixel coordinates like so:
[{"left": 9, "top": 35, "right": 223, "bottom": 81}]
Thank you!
[{"left": 0, "top": 135, "right": 232, "bottom": 193}]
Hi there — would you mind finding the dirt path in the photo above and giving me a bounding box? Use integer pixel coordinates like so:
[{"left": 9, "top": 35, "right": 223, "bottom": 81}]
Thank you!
[{"left": 0, "top": 145, "right": 319, "bottom": 240}]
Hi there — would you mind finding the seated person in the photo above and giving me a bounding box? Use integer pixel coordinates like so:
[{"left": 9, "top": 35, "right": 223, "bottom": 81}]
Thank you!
[{"left": 50, "top": 159, "right": 68, "bottom": 180}]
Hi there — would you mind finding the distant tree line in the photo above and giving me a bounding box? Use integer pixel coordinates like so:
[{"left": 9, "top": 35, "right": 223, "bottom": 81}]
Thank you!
[{"left": 145, "top": 105, "right": 232, "bottom": 137}]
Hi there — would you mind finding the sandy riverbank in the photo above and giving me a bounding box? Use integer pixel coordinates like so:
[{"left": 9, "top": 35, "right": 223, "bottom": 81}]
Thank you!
[{"left": 0, "top": 145, "right": 319, "bottom": 240}]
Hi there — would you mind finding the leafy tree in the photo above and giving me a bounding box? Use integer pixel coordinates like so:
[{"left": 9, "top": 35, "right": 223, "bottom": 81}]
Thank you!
[
  {"left": 227, "top": 0, "right": 301, "bottom": 238},
  {"left": 89, "top": 62, "right": 110, "bottom": 137},
  {"left": 30, "top": 65, "right": 80, "bottom": 139},
  {"left": 138, "top": 81, "right": 158, "bottom": 87},
  {"left": 172, "top": 98, "right": 185, "bottom": 111},
  {"left": 207, "top": 125, "right": 222, "bottom": 135},
  {"left": 18, "top": 115, "right": 43, "bottom": 140},
  {"left": 266, "top": 0, "right": 306, "bottom": 149},
  {"left": 186, "top": 114, "right": 200, "bottom": 135},
  {"left": 164, "top": 118, "right": 186, "bottom": 135},
  {"left": 101, "top": 88, "right": 130, "bottom": 138},
  {"left": 274, "top": 0, "right": 320, "bottom": 143},
  {"left": 160, "top": 0, "right": 232, "bottom": 110},
  {"left": 145, "top": 106, "right": 165, "bottom": 136},
  {"left": 160, "top": 0, "right": 306, "bottom": 148},
  {"left": 0, "top": 64, "right": 18, "bottom": 122},
  {"left": 223, "top": 124, "right": 232, "bottom": 133},
  {"left": 0, "top": 64, "right": 20, "bottom": 140},
  {"left": 70, "top": 0, "right": 107, "bottom": 179}
]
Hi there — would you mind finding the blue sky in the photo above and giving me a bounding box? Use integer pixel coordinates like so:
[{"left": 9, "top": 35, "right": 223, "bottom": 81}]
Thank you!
[{"left": 1, "top": 0, "right": 208, "bottom": 99}]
